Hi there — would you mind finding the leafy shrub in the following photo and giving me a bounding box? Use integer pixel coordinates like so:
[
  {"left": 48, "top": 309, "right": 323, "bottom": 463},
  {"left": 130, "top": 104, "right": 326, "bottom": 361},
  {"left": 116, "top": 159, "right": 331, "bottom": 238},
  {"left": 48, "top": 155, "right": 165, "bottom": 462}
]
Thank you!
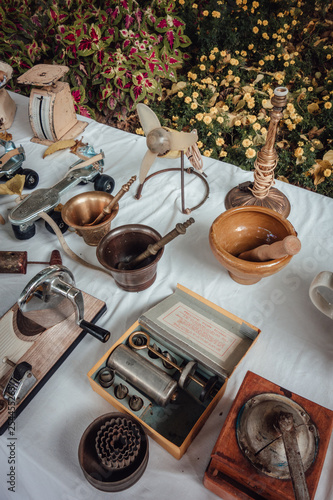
[
  {"left": 0, "top": 0, "right": 190, "bottom": 121},
  {"left": 0, "top": 0, "right": 332, "bottom": 196}
]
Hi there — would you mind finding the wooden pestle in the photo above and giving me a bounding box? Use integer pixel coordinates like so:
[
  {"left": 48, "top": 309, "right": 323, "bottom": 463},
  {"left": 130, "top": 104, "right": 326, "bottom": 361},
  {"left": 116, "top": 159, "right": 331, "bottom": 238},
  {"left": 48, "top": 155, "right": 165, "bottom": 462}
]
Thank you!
[
  {"left": 118, "top": 217, "right": 195, "bottom": 270},
  {"left": 238, "top": 235, "right": 301, "bottom": 262},
  {"left": 86, "top": 175, "right": 137, "bottom": 226}
]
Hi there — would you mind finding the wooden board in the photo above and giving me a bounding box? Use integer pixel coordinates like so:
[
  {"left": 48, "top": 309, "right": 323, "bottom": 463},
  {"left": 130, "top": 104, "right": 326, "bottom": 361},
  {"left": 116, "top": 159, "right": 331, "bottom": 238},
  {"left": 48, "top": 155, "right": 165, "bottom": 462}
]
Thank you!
[
  {"left": 203, "top": 371, "right": 333, "bottom": 500},
  {"left": 0, "top": 291, "right": 106, "bottom": 435}
]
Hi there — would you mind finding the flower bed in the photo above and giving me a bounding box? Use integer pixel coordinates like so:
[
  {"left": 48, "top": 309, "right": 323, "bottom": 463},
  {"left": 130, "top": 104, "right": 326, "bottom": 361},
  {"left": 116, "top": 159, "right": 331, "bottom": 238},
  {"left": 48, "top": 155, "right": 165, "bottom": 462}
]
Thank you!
[{"left": 1, "top": 0, "right": 332, "bottom": 197}]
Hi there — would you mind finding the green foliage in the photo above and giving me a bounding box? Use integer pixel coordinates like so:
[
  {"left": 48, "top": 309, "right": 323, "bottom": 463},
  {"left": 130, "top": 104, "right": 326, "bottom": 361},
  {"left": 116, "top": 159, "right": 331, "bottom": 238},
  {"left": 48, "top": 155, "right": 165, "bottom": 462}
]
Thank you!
[
  {"left": 0, "top": 0, "right": 332, "bottom": 196},
  {"left": 0, "top": 0, "right": 190, "bottom": 119}
]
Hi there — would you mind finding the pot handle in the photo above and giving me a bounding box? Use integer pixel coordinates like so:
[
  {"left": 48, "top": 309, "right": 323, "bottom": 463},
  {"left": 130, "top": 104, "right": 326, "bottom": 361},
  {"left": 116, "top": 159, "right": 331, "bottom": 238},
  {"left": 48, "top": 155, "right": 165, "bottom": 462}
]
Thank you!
[{"left": 79, "top": 319, "right": 111, "bottom": 343}]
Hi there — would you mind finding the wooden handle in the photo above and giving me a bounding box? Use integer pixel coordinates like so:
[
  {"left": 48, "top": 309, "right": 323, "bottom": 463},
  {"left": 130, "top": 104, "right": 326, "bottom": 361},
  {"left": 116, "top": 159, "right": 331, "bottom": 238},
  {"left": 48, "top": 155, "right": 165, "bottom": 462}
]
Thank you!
[{"left": 238, "top": 235, "right": 301, "bottom": 262}]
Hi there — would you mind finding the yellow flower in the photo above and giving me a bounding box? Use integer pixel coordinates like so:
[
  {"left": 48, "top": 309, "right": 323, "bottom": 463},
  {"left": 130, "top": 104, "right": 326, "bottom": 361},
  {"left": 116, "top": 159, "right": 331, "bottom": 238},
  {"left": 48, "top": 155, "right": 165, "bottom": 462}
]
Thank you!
[
  {"left": 327, "top": 54, "right": 332, "bottom": 60},
  {"left": 196, "top": 113, "right": 204, "bottom": 121},
  {"left": 234, "top": 120, "right": 242, "bottom": 126},
  {"left": 253, "top": 122, "right": 261, "bottom": 131},
  {"left": 222, "top": 105, "right": 229, "bottom": 111},
  {"left": 191, "top": 73, "right": 197, "bottom": 80},
  {"left": 172, "top": 116, "right": 179, "bottom": 121},
  {"left": 242, "top": 138, "right": 252, "bottom": 147},
  {"left": 262, "top": 33, "right": 269, "bottom": 40},
  {"left": 245, "top": 148, "right": 256, "bottom": 158},
  {"left": 177, "top": 91, "right": 184, "bottom": 98},
  {"left": 263, "top": 20, "right": 268, "bottom": 26},
  {"left": 199, "top": 64, "right": 206, "bottom": 71},
  {"left": 294, "top": 147, "right": 304, "bottom": 158},
  {"left": 252, "top": 1, "right": 259, "bottom": 7},
  {"left": 212, "top": 10, "right": 221, "bottom": 18},
  {"left": 192, "top": 91, "right": 199, "bottom": 98},
  {"left": 179, "top": 0, "right": 185, "bottom": 4},
  {"left": 203, "top": 150, "right": 211, "bottom": 157},
  {"left": 259, "top": 60, "right": 265, "bottom": 66},
  {"left": 234, "top": 76, "right": 240, "bottom": 83},
  {"left": 217, "top": 116, "right": 224, "bottom": 124},
  {"left": 191, "top": 102, "right": 198, "bottom": 110},
  {"left": 324, "top": 169, "right": 332, "bottom": 177},
  {"left": 200, "top": 55, "right": 207, "bottom": 62},
  {"left": 197, "top": 140, "right": 203, "bottom": 148},
  {"left": 220, "top": 50, "right": 227, "bottom": 57},
  {"left": 230, "top": 58, "right": 239, "bottom": 66},
  {"left": 216, "top": 138, "right": 225, "bottom": 146},
  {"left": 136, "top": 128, "right": 144, "bottom": 135},
  {"left": 248, "top": 115, "right": 256, "bottom": 124},
  {"left": 241, "top": 51, "right": 247, "bottom": 57},
  {"left": 209, "top": 54, "right": 216, "bottom": 61},
  {"left": 253, "top": 27, "right": 259, "bottom": 34},
  {"left": 203, "top": 115, "right": 212, "bottom": 125},
  {"left": 324, "top": 102, "right": 332, "bottom": 109},
  {"left": 203, "top": 10, "right": 209, "bottom": 16},
  {"left": 192, "top": 3, "right": 198, "bottom": 8},
  {"left": 248, "top": 44, "right": 254, "bottom": 50}
]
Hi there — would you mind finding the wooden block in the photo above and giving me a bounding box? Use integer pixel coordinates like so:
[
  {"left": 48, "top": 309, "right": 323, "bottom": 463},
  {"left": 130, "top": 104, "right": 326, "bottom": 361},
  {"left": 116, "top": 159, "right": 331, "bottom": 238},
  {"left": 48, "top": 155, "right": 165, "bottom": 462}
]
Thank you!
[{"left": 0, "top": 291, "right": 106, "bottom": 434}]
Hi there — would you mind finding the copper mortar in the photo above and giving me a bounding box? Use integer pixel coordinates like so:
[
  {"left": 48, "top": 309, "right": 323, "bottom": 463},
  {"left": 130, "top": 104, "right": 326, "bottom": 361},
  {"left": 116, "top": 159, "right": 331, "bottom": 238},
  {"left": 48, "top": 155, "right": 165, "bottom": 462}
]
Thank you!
[
  {"left": 61, "top": 191, "right": 119, "bottom": 246},
  {"left": 96, "top": 224, "right": 164, "bottom": 292}
]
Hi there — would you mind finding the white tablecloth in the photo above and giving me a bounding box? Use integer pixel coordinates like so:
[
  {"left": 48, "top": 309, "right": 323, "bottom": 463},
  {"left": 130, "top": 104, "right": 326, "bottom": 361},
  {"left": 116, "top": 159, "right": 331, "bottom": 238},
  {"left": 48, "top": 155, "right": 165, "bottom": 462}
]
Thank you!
[{"left": 0, "top": 92, "right": 332, "bottom": 500}]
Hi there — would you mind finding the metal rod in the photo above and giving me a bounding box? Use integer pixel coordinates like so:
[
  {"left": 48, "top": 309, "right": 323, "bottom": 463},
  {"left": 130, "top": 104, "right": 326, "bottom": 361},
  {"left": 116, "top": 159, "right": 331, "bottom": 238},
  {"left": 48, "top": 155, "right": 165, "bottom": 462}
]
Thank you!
[{"left": 117, "top": 218, "right": 195, "bottom": 270}]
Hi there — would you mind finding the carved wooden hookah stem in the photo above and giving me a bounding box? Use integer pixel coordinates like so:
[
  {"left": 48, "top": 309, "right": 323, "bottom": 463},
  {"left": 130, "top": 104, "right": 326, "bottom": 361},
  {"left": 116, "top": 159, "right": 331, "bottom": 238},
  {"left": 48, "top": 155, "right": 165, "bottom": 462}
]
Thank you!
[{"left": 251, "top": 87, "right": 288, "bottom": 199}]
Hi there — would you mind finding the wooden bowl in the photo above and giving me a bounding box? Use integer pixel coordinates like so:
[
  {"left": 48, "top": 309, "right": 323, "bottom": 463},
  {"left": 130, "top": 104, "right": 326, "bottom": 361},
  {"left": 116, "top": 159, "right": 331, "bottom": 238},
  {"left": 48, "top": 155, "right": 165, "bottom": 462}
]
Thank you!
[{"left": 209, "top": 206, "right": 297, "bottom": 285}]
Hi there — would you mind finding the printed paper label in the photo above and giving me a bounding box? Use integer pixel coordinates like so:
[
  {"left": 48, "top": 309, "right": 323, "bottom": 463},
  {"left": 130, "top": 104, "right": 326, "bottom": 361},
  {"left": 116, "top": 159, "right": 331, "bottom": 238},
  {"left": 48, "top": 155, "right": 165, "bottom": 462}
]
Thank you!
[{"left": 158, "top": 302, "right": 241, "bottom": 362}]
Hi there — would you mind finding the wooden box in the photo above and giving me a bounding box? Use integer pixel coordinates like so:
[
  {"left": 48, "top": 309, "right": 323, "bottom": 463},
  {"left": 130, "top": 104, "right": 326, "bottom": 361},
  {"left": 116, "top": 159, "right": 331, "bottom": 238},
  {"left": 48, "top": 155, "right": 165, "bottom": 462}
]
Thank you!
[
  {"left": 88, "top": 285, "right": 260, "bottom": 459},
  {"left": 203, "top": 371, "right": 333, "bottom": 500}
]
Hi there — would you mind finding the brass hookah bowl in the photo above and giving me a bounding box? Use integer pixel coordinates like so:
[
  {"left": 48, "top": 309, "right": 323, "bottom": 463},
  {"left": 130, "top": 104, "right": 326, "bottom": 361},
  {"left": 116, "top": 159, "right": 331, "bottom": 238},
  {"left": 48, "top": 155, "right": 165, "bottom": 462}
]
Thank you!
[{"left": 225, "top": 87, "right": 290, "bottom": 218}]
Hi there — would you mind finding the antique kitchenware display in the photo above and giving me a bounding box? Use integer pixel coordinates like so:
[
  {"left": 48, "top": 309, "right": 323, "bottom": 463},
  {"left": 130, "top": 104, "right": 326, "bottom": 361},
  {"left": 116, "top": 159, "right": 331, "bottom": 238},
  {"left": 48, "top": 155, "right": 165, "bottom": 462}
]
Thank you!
[
  {"left": 0, "top": 263, "right": 110, "bottom": 435},
  {"left": 0, "top": 61, "right": 16, "bottom": 130},
  {"left": 225, "top": 87, "right": 291, "bottom": 217},
  {"left": 78, "top": 412, "right": 149, "bottom": 492},
  {"left": 17, "top": 64, "right": 88, "bottom": 145},
  {"left": 8, "top": 145, "right": 114, "bottom": 240},
  {"left": 209, "top": 206, "right": 299, "bottom": 284},
  {"left": 0, "top": 249, "right": 61, "bottom": 274},
  {"left": 0, "top": 137, "right": 39, "bottom": 189},
  {"left": 309, "top": 271, "right": 333, "bottom": 319},
  {"left": 96, "top": 219, "right": 194, "bottom": 292},
  {"left": 135, "top": 103, "right": 209, "bottom": 214},
  {"left": 61, "top": 176, "right": 136, "bottom": 247},
  {"left": 204, "top": 371, "right": 333, "bottom": 500},
  {"left": 88, "top": 285, "right": 260, "bottom": 459}
]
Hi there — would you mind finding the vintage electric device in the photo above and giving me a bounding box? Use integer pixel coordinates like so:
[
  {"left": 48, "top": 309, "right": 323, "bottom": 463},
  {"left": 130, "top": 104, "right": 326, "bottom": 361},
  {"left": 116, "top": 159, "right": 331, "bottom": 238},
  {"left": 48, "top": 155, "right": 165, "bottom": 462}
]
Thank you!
[
  {"left": 135, "top": 103, "right": 209, "bottom": 214},
  {"left": 204, "top": 371, "right": 333, "bottom": 500},
  {"left": 0, "top": 264, "right": 111, "bottom": 435},
  {"left": 0, "top": 61, "right": 16, "bottom": 130},
  {"left": 88, "top": 285, "right": 260, "bottom": 459},
  {"left": 8, "top": 144, "right": 114, "bottom": 240},
  {"left": 17, "top": 64, "right": 88, "bottom": 145},
  {"left": 0, "top": 137, "right": 39, "bottom": 189}
]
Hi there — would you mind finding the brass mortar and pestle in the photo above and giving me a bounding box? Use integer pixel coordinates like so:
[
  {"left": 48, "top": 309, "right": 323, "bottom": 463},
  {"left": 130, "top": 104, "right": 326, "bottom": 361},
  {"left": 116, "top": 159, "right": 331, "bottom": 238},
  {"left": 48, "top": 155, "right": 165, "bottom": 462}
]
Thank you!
[
  {"left": 61, "top": 176, "right": 136, "bottom": 246},
  {"left": 97, "top": 218, "right": 195, "bottom": 292},
  {"left": 209, "top": 206, "right": 300, "bottom": 285}
]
